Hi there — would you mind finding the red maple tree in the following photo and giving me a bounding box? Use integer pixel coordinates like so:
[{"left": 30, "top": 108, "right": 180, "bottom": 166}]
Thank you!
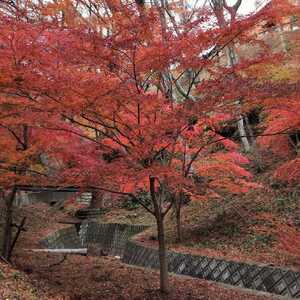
[{"left": 0, "top": 0, "right": 297, "bottom": 292}]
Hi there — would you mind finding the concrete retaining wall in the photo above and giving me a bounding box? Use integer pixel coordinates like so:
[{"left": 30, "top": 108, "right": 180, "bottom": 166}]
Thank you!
[
  {"left": 41, "top": 226, "right": 84, "bottom": 249},
  {"left": 85, "top": 223, "right": 147, "bottom": 256},
  {"left": 123, "top": 240, "right": 300, "bottom": 298},
  {"left": 41, "top": 223, "right": 300, "bottom": 298},
  {"left": 41, "top": 223, "right": 147, "bottom": 257},
  {"left": 14, "top": 191, "right": 92, "bottom": 207}
]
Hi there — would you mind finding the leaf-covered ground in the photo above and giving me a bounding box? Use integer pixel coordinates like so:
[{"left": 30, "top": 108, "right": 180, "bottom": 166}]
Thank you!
[
  {"left": 135, "top": 184, "right": 300, "bottom": 271},
  {"left": 102, "top": 172, "right": 300, "bottom": 271},
  {"left": 0, "top": 203, "right": 277, "bottom": 300},
  {"left": 0, "top": 261, "right": 42, "bottom": 300}
]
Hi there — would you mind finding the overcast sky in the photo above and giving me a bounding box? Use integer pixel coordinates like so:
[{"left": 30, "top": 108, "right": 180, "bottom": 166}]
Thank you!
[
  {"left": 198, "top": 0, "right": 269, "bottom": 15},
  {"left": 233, "top": 0, "right": 257, "bottom": 14}
]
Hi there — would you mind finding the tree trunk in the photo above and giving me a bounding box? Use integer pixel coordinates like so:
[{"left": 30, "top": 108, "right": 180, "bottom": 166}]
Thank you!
[
  {"left": 225, "top": 46, "right": 251, "bottom": 152},
  {"left": 278, "top": 25, "right": 288, "bottom": 52},
  {"left": 212, "top": 1, "right": 252, "bottom": 153},
  {"left": 244, "top": 115, "right": 255, "bottom": 145},
  {"left": 237, "top": 115, "right": 251, "bottom": 152},
  {"left": 149, "top": 176, "right": 169, "bottom": 294},
  {"left": 175, "top": 206, "right": 182, "bottom": 243},
  {"left": 156, "top": 213, "right": 169, "bottom": 294},
  {"left": 8, "top": 217, "right": 26, "bottom": 260},
  {"left": 2, "top": 188, "right": 16, "bottom": 260},
  {"left": 174, "top": 193, "right": 182, "bottom": 243}
]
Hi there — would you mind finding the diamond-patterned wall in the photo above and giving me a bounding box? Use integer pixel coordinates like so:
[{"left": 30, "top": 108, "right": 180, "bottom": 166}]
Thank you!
[
  {"left": 41, "top": 223, "right": 147, "bottom": 257},
  {"left": 42, "top": 223, "right": 300, "bottom": 298},
  {"left": 123, "top": 240, "right": 300, "bottom": 298}
]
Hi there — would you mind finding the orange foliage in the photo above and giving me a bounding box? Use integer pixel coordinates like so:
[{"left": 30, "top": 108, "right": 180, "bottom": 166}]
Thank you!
[{"left": 0, "top": 0, "right": 295, "bottom": 201}]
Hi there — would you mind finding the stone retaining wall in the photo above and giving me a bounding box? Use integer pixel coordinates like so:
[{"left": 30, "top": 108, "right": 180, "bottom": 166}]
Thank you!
[
  {"left": 85, "top": 223, "right": 147, "bottom": 256},
  {"left": 41, "top": 226, "right": 84, "bottom": 249},
  {"left": 41, "top": 223, "right": 300, "bottom": 298},
  {"left": 41, "top": 223, "right": 147, "bottom": 257},
  {"left": 122, "top": 241, "right": 300, "bottom": 298},
  {"left": 14, "top": 191, "right": 92, "bottom": 207}
]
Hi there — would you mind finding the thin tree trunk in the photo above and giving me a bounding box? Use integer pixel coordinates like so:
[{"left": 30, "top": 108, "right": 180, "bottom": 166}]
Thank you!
[
  {"left": 156, "top": 213, "right": 169, "bottom": 293},
  {"left": 175, "top": 205, "right": 182, "bottom": 243},
  {"left": 244, "top": 115, "right": 255, "bottom": 145},
  {"left": 278, "top": 25, "right": 288, "bottom": 52},
  {"left": 211, "top": 0, "right": 252, "bottom": 152},
  {"left": 149, "top": 176, "right": 169, "bottom": 293},
  {"left": 174, "top": 193, "right": 182, "bottom": 243},
  {"left": 2, "top": 188, "right": 16, "bottom": 260},
  {"left": 0, "top": 255, "right": 9, "bottom": 264},
  {"left": 226, "top": 46, "right": 251, "bottom": 152},
  {"left": 8, "top": 216, "right": 26, "bottom": 260},
  {"left": 237, "top": 115, "right": 251, "bottom": 152}
]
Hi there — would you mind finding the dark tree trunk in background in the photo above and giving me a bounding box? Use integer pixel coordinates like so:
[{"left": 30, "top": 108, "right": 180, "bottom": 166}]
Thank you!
[
  {"left": 2, "top": 188, "right": 16, "bottom": 261},
  {"left": 8, "top": 216, "right": 26, "bottom": 260},
  {"left": 174, "top": 192, "right": 185, "bottom": 243},
  {"left": 175, "top": 198, "right": 182, "bottom": 243}
]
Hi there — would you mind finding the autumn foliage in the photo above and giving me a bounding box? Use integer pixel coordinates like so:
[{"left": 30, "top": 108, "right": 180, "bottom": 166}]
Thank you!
[
  {"left": 0, "top": 0, "right": 289, "bottom": 194},
  {"left": 0, "top": 0, "right": 300, "bottom": 293}
]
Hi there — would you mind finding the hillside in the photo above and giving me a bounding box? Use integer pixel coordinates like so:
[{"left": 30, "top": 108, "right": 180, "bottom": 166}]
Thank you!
[
  {"left": 0, "top": 0, "right": 300, "bottom": 298},
  {"left": 102, "top": 170, "right": 300, "bottom": 271},
  {"left": 0, "top": 203, "right": 277, "bottom": 300}
]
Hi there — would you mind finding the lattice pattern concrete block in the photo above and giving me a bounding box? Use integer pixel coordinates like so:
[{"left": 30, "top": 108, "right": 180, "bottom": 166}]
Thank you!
[{"left": 42, "top": 223, "right": 300, "bottom": 298}]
